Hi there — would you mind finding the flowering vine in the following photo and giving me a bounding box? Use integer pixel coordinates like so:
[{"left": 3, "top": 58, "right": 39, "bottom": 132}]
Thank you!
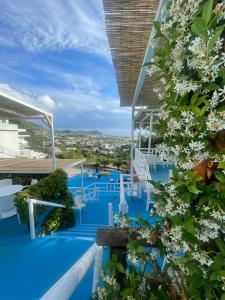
[{"left": 93, "top": 1, "right": 225, "bottom": 299}]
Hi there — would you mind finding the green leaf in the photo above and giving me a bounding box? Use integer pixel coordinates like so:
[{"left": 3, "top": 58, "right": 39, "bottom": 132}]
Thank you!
[
  {"left": 184, "top": 218, "right": 195, "bottom": 234},
  {"left": 218, "top": 161, "right": 225, "bottom": 170},
  {"left": 149, "top": 293, "right": 158, "bottom": 300},
  {"left": 199, "top": 103, "right": 209, "bottom": 116},
  {"left": 136, "top": 245, "right": 144, "bottom": 254},
  {"left": 190, "top": 92, "right": 199, "bottom": 106},
  {"left": 210, "top": 271, "right": 219, "bottom": 281},
  {"left": 209, "top": 26, "right": 225, "bottom": 49},
  {"left": 215, "top": 171, "right": 225, "bottom": 183},
  {"left": 111, "top": 254, "right": 117, "bottom": 263},
  {"left": 187, "top": 184, "right": 199, "bottom": 194},
  {"left": 205, "top": 83, "right": 219, "bottom": 91},
  {"left": 216, "top": 240, "right": 225, "bottom": 253},
  {"left": 202, "top": 0, "right": 213, "bottom": 25},
  {"left": 165, "top": 96, "right": 176, "bottom": 105},
  {"left": 116, "top": 263, "right": 125, "bottom": 273},
  {"left": 195, "top": 17, "right": 207, "bottom": 28},
  {"left": 196, "top": 96, "right": 207, "bottom": 106},
  {"left": 122, "top": 288, "right": 134, "bottom": 297},
  {"left": 191, "top": 105, "right": 201, "bottom": 115},
  {"left": 154, "top": 21, "right": 162, "bottom": 38},
  {"left": 191, "top": 22, "right": 206, "bottom": 36},
  {"left": 221, "top": 293, "right": 225, "bottom": 300}
]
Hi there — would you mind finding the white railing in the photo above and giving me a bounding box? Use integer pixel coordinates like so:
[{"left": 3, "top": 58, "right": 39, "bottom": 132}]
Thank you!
[
  {"left": 40, "top": 243, "right": 103, "bottom": 300},
  {"left": 139, "top": 147, "right": 176, "bottom": 167},
  {"left": 28, "top": 198, "right": 70, "bottom": 240},
  {"left": 133, "top": 148, "right": 152, "bottom": 211},
  {"left": 69, "top": 181, "right": 131, "bottom": 203},
  {"left": 70, "top": 186, "right": 100, "bottom": 202},
  {"left": 134, "top": 148, "right": 176, "bottom": 210},
  {"left": 119, "top": 174, "right": 128, "bottom": 215},
  {"left": 134, "top": 148, "right": 151, "bottom": 181},
  {"left": 0, "top": 146, "right": 31, "bottom": 158}
]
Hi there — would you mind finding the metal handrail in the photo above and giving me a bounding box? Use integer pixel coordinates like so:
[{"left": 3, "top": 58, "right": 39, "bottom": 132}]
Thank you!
[
  {"left": 27, "top": 199, "right": 85, "bottom": 240},
  {"left": 40, "top": 243, "right": 103, "bottom": 300}
]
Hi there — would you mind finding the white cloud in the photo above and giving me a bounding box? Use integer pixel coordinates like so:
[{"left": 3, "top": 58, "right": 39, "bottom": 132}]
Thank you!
[
  {"left": 0, "top": 83, "right": 58, "bottom": 113},
  {"left": 90, "top": 90, "right": 101, "bottom": 97},
  {"left": 96, "top": 105, "right": 103, "bottom": 110},
  {"left": 0, "top": 0, "right": 110, "bottom": 60},
  {"left": 38, "top": 95, "right": 56, "bottom": 111},
  {"left": 0, "top": 82, "right": 131, "bottom": 135}
]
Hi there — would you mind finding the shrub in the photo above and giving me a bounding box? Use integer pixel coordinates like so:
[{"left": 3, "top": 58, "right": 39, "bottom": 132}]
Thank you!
[
  {"left": 14, "top": 169, "right": 75, "bottom": 234},
  {"left": 39, "top": 208, "right": 75, "bottom": 236}
]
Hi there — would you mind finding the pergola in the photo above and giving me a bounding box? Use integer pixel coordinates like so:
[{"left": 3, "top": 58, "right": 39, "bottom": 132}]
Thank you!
[
  {"left": 0, "top": 90, "right": 56, "bottom": 171},
  {"left": 102, "top": 0, "right": 167, "bottom": 186}
]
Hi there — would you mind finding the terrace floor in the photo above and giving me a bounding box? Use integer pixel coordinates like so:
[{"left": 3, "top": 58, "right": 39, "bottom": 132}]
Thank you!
[{"left": 0, "top": 167, "right": 171, "bottom": 299}]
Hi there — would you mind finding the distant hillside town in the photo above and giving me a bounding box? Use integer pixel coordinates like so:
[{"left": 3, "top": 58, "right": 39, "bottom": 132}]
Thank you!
[{"left": 0, "top": 120, "right": 131, "bottom": 169}]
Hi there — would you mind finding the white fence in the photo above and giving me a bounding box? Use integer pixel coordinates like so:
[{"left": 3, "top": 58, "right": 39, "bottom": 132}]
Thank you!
[
  {"left": 133, "top": 148, "right": 153, "bottom": 211},
  {"left": 69, "top": 181, "right": 131, "bottom": 203},
  {"left": 134, "top": 148, "right": 176, "bottom": 210},
  {"left": 138, "top": 147, "right": 176, "bottom": 168}
]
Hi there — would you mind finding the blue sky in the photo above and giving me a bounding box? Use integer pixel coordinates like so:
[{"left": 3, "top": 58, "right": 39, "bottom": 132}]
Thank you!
[{"left": 0, "top": 0, "right": 130, "bottom": 136}]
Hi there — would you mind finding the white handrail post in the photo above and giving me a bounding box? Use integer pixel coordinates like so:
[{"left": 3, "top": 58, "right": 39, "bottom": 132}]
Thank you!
[
  {"left": 80, "top": 164, "right": 84, "bottom": 201},
  {"left": 28, "top": 199, "right": 35, "bottom": 240},
  {"left": 92, "top": 246, "right": 103, "bottom": 294},
  {"left": 108, "top": 202, "right": 113, "bottom": 226},
  {"left": 130, "top": 106, "right": 135, "bottom": 196},
  {"left": 49, "top": 116, "right": 56, "bottom": 171},
  {"left": 148, "top": 112, "right": 153, "bottom": 154}
]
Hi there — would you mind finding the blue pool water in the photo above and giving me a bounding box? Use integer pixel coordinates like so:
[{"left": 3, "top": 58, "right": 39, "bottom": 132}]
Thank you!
[
  {"left": 67, "top": 170, "right": 121, "bottom": 188},
  {"left": 0, "top": 168, "right": 171, "bottom": 300},
  {"left": 150, "top": 165, "right": 172, "bottom": 183}
]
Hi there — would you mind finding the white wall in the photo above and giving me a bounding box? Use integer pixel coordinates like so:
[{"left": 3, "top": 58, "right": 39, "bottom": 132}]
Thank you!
[{"left": 0, "top": 122, "right": 20, "bottom": 157}]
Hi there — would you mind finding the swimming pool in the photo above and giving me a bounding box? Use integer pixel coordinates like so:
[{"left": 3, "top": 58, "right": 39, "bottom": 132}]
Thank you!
[{"left": 0, "top": 167, "right": 171, "bottom": 299}]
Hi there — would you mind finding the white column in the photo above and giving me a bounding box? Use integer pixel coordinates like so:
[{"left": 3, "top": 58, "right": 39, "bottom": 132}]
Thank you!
[
  {"left": 148, "top": 112, "right": 153, "bottom": 154},
  {"left": 80, "top": 164, "right": 84, "bottom": 200},
  {"left": 108, "top": 202, "right": 113, "bottom": 226},
  {"left": 130, "top": 106, "right": 135, "bottom": 195},
  {"left": 92, "top": 246, "right": 103, "bottom": 293},
  {"left": 50, "top": 117, "right": 56, "bottom": 171},
  {"left": 28, "top": 199, "right": 35, "bottom": 240},
  {"left": 138, "top": 123, "right": 141, "bottom": 149}
]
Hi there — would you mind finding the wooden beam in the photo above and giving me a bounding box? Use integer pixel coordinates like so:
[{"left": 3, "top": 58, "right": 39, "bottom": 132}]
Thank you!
[{"left": 96, "top": 227, "right": 157, "bottom": 247}]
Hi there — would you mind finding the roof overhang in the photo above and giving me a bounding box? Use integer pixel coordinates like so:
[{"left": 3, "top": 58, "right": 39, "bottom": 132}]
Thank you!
[
  {"left": 103, "top": 0, "right": 167, "bottom": 108},
  {"left": 0, "top": 91, "right": 53, "bottom": 127},
  {"left": 134, "top": 108, "right": 161, "bottom": 123}
]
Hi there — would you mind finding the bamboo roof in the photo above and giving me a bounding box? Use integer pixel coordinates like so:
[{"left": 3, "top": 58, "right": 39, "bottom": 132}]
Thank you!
[{"left": 103, "top": 0, "right": 161, "bottom": 108}]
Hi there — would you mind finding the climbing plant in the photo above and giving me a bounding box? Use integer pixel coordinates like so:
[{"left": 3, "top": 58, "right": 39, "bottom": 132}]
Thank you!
[{"left": 94, "top": 1, "right": 225, "bottom": 299}]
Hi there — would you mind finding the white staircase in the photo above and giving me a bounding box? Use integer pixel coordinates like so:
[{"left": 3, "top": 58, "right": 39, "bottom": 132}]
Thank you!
[{"left": 51, "top": 224, "right": 107, "bottom": 242}]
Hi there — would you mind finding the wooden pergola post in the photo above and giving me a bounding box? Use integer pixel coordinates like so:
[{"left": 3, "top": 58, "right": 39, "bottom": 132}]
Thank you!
[{"left": 96, "top": 227, "right": 158, "bottom": 283}]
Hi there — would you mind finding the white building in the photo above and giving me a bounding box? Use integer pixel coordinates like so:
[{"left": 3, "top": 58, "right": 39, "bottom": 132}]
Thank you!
[
  {"left": 0, "top": 120, "right": 46, "bottom": 159},
  {"left": 0, "top": 120, "right": 29, "bottom": 158}
]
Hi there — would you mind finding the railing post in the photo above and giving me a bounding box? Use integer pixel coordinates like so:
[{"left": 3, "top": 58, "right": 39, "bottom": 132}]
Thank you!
[
  {"left": 92, "top": 246, "right": 103, "bottom": 294},
  {"left": 28, "top": 199, "right": 35, "bottom": 240},
  {"left": 108, "top": 202, "right": 113, "bottom": 226}
]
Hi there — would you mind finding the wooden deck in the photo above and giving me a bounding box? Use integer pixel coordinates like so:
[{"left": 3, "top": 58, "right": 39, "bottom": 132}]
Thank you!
[{"left": 0, "top": 158, "right": 85, "bottom": 174}]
